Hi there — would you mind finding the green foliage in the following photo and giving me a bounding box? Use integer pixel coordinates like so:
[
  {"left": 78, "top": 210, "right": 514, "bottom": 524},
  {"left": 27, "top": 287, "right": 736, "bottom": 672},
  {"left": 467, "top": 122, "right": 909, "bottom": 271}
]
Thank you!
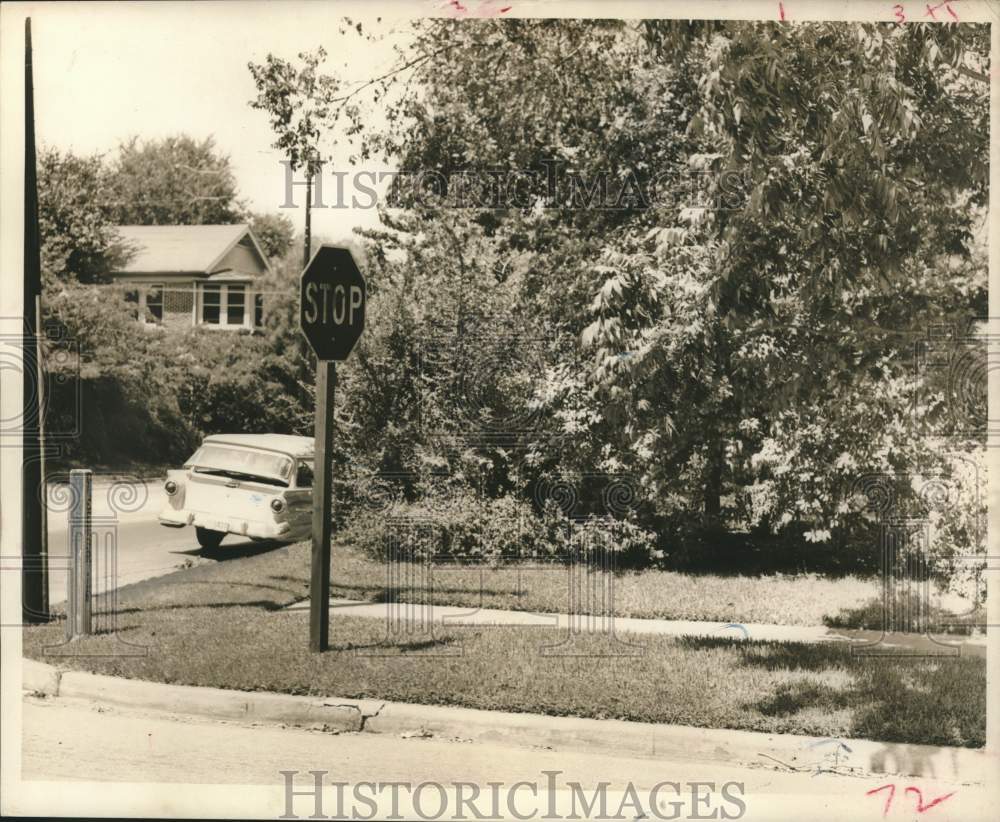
[
  {"left": 43, "top": 280, "right": 199, "bottom": 465},
  {"left": 248, "top": 47, "right": 341, "bottom": 268},
  {"left": 345, "top": 487, "right": 657, "bottom": 567},
  {"left": 37, "top": 146, "right": 131, "bottom": 283},
  {"left": 249, "top": 211, "right": 295, "bottom": 260},
  {"left": 109, "top": 135, "right": 246, "bottom": 225},
  {"left": 38, "top": 134, "right": 307, "bottom": 468},
  {"left": 320, "top": 19, "right": 987, "bottom": 580},
  {"left": 43, "top": 279, "right": 312, "bottom": 468},
  {"left": 248, "top": 48, "right": 339, "bottom": 176},
  {"left": 165, "top": 327, "right": 313, "bottom": 437}
]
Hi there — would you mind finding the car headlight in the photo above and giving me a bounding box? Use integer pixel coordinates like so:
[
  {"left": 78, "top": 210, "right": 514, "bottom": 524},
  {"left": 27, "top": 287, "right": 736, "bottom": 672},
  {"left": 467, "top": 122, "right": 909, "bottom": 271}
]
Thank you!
[
  {"left": 165, "top": 480, "right": 178, "bottom": 496},
  {"left": 270, "top": 498, "right": 285, "bottom": 513}
]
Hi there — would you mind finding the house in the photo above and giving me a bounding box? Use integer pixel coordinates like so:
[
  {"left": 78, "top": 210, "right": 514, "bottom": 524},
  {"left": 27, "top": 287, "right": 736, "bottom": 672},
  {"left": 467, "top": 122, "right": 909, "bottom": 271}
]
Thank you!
[{"left": 110, "top": 224, "right": 271, "bottom": 330}]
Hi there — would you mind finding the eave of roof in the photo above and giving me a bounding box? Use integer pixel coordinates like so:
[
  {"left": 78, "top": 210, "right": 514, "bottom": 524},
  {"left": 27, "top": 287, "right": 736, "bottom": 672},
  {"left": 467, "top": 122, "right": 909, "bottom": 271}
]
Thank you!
[{"left": 112, "top": 224, "right": 271, "bottom": 276}]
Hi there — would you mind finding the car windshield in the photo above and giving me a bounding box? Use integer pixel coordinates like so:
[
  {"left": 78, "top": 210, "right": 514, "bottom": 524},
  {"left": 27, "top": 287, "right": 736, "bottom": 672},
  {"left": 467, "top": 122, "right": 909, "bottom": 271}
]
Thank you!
[{"left": 186, "top": 444, "right": 294, "bottom": 487}]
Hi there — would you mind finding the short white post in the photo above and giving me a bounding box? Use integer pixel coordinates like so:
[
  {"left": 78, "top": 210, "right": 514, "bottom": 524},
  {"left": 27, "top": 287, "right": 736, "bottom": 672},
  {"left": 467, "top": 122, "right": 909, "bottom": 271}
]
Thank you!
[{"left": 66, "top": 469, "right": 93, "bottom": 639}]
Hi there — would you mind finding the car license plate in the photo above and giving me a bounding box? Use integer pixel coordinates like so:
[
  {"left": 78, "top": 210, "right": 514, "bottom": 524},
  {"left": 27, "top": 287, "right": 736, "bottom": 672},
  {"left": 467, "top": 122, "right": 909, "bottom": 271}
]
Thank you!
[{"left": 202, "top": 518, "right": 230, "bottom": 532}]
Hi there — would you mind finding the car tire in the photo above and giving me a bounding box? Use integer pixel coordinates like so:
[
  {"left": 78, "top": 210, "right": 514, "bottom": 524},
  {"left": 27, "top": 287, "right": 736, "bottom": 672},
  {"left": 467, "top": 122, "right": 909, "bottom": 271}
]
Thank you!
[{"left": 196, "top": 527, "right": 225, "bottom": 549}]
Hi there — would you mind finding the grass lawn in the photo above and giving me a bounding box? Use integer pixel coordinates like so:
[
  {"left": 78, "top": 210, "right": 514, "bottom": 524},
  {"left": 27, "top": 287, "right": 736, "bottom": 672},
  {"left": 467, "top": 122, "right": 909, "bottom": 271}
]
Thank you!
[
  {"left": 328, "top": 543, "right": 884, "bottom": 627},
  {"left": 323, "top": 544, "right": 981, "bottom": 631},
  {"left": 23, "top": 542, "right": 986, "bottom": 748}
]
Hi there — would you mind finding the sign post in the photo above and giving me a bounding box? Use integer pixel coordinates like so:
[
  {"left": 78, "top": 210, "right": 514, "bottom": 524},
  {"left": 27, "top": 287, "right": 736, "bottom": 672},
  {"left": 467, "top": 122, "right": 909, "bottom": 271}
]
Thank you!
[
  {"left": 66, "top": 469, "right": 93, "bottom": 639},
  {"left": 299, "top": 246, "right": 366, "bottom": 652}
]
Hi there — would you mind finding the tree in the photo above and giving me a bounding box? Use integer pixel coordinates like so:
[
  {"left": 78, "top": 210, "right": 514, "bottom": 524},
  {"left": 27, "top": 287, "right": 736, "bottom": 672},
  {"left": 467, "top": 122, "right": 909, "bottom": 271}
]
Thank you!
[
  {"left": 108, "top": 135, "right": 246, "bottom": 225},
  {"left": 249, "top": 212, "right": 295, "bottom": 261},
  {"left": 37, "top": 146, "right": 131, "bottom": 284},
  {"left": 248, "top": 48, "right": 339, "bottom": 267},
  {"left": 594, "top": 21, "right": 988, "bottom": 530},
  {"left": 287, "top": 19, "right": 988, "bottom": 570}
]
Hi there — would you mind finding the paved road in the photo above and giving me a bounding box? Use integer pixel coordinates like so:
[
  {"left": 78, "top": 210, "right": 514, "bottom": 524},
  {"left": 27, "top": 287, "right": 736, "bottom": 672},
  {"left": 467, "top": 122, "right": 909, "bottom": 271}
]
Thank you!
[
  {"left": 43, "top": 480, "right": 284, "bottom": 604},
  {"left": 19, "top": 695, "right": 991, "bottom": 821}
]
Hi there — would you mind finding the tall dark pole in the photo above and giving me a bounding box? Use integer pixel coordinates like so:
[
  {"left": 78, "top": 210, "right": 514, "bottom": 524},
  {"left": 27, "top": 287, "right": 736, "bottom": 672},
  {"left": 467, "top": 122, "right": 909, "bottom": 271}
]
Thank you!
[
  {"left": 22, "top": 17, "right": 49, "bottom": 623},
  {"left": 303, "top": 161, "right": 334, "bottom": 652},
  {"left": 303, "top": 173, "right": 312, "bottom": 269},
  {"left": 300, "top": 247, "right": 365, "bottom": 653},
  {"left": 309, "top": 359, "right": 335, "bottom": 652}
]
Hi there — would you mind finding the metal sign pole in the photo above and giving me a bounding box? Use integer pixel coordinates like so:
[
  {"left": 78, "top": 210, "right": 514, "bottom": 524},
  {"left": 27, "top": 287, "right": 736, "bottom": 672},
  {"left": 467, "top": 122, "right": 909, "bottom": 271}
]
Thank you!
[
  {"left": 67, "top": 469, "right": 92, "bottom": 639},
  {"left": 300, "top": 245, "right": 365, "bottom": 653},
  {"left": 309, "top": 360, "right": 335, "bottom": 652}
]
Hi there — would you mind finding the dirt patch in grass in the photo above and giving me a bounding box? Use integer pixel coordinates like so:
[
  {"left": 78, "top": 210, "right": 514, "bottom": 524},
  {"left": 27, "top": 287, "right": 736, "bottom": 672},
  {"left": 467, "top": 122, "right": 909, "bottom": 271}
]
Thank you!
[{"left": 23, "top": 543, "right": 985, "bottom": 748}]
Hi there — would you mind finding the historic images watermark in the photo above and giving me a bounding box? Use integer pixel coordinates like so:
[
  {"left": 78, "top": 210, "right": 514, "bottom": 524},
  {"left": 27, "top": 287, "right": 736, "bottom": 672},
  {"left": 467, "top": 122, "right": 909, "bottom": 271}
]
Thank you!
[
  {"left": 343, "top": 322, "right": 654, "bottom": 658},
  {"left": 2, "top": 468, "right": 151, "bottom": 658},
  {"left": 1, "top": 318, "right": 149, "bottom": 653},
  {"left": 277, "top": 160, "right": 749, "bottom": 213},
  {"left": 37, "top": 473, "right": 151, "bottom": 657},
  {"left": 0, "top": 322, "right": 81, "bottom": 445},
  {"left": 279, "top": 770, "right": 747, "bottom": 821},
  {"left": 350, "top": 472, "right": 648, "bottom": 659},
  {"left": 848, "top": 466, "right": 989, "bottom": 656},
  {"left": 911, "top": 319, "right": 998, "bottom": 445}
]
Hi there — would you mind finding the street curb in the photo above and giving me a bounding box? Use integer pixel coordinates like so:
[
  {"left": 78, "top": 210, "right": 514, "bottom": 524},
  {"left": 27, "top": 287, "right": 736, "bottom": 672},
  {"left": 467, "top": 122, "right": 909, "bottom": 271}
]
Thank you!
[
  {"left": 58, "top": 670, "right": 366, "bottom": 732},
  {"left": 22, "top": 659, "right": 991, "bottom": 783},
  {"left": 23, "top": 658, "right": 61, "bottom": 696}
]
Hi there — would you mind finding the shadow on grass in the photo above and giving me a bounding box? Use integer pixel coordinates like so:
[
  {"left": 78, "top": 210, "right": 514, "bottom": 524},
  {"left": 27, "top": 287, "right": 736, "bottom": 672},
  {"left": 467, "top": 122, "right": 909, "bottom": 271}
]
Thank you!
[
  {"left": 328, "top": 636, "right": 459, "bottom": 654},
  {"left": 823, "top": 594, "right": 984, "bottom": 636},
  {"left": 113, "top": 576, "right": 308, "bottom": 613},
  {"left": 755, "top": 681, "right": 852, "bottom": 717},
  {"left": 674, "top": 636, "right": 985, "bottom": 749},
  {"left": 369, "top": 585, "right": 527, "bottom": 603},
  {"left": 115, "top": 598, "right": 300, "bottom": 616},
  {"left": 171, "top": 538, "right": 288, "bottom": 562}
]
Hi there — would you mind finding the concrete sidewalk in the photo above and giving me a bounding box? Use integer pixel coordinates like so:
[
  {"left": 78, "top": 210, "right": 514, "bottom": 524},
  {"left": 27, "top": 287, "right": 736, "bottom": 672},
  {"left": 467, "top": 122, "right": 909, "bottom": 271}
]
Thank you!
[{"left": 284, "top": 597, "right": 987, "bottom": 657}]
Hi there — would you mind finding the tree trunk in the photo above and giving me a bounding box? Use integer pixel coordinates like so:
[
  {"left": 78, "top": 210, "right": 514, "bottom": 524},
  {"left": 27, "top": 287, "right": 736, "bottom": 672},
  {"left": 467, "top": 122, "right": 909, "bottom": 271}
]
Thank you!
[{"left": 704, "top": 438, "right": 723, "bottom": 520}]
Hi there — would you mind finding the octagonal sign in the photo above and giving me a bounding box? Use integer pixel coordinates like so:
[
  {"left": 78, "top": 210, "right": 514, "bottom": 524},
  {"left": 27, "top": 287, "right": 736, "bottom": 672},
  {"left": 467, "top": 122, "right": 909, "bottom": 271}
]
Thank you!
[{"left": 299, "top": 245, "right": 366, "bottom": 361}]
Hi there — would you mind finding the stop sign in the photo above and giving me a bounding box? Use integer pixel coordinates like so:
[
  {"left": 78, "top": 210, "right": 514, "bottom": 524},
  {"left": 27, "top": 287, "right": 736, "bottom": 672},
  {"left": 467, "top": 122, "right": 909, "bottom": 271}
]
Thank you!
[{"left": 299, "top": 245, "right": 366, "bottom": 361}]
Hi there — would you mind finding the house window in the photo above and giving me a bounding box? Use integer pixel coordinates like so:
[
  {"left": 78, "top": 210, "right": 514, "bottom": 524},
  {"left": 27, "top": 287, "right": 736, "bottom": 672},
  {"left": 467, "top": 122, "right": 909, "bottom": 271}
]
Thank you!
[
  {"left": 123, "top": 284, "right": 163, "bottom": 324},
  {"left": 146, "top": 285, "right": 163, "bottom": 323},
  {"left": 199, "top": 283, "right": 249, "bottom": 328},
  {"left": 295, "top": 460, "right": 314, "bottom": 489},
  {"left": 124, "top": 288, "right": 140, "bottom": 321},
  {"left": 201, "top": 284, "right": 221, "bottom": 325},
  {"left": 226, "top": 285, "right": 246, "bottom": 326}
]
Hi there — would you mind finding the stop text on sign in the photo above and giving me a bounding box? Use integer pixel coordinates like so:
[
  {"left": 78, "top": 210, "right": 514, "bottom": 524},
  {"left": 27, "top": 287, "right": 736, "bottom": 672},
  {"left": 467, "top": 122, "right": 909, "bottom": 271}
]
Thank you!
[
  {"left": 302, "top": 282, "right": 364, "bottom": 327},
  {"left": 300, "top": 245, "right": 366, "bottom": 361}
]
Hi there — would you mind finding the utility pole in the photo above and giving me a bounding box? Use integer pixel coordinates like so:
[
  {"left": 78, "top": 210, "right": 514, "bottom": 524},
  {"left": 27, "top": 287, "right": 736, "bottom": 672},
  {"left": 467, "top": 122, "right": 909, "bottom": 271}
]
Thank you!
[
  {"left": 22, "top": 17, "right": 49, "bottom": 624},
  {"left": 303, "top": 174, "right": 312, "bottom": 269}
]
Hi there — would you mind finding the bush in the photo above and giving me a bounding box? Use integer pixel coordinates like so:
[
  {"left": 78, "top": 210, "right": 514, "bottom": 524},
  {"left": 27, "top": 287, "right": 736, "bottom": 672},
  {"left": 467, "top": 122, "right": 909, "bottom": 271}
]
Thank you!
[
  {"left": 166, "top": 327, "right": 312, "bottom": 437},
  {"left": 344, "top": 490, "right": 542, "bottom": 564},
  {"left": 343, "top": 489, "right": 658, "bottom": 568},
  {"left": 41, "top": 281, "right": 314, "bottom": 471}
]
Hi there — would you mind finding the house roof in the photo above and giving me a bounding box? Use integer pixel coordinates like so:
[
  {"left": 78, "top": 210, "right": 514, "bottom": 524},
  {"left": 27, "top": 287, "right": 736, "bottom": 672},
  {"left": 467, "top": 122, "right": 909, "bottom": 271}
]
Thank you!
[{"left": 113, "top": 224, "right": 271, "bottom": 276}]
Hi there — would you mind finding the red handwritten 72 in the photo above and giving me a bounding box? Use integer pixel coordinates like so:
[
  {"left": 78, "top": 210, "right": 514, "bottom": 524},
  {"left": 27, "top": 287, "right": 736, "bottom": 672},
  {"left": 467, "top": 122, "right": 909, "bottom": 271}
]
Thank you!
[{"left": 866, "top": 783, "right": 956, "bottom": 817}]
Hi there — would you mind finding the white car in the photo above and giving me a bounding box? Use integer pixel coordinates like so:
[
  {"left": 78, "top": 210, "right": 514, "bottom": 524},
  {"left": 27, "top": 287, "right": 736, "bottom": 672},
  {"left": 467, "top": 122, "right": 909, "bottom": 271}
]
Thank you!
[{"left": 159, "top": 433, "right": 314, "bottom": 548}]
